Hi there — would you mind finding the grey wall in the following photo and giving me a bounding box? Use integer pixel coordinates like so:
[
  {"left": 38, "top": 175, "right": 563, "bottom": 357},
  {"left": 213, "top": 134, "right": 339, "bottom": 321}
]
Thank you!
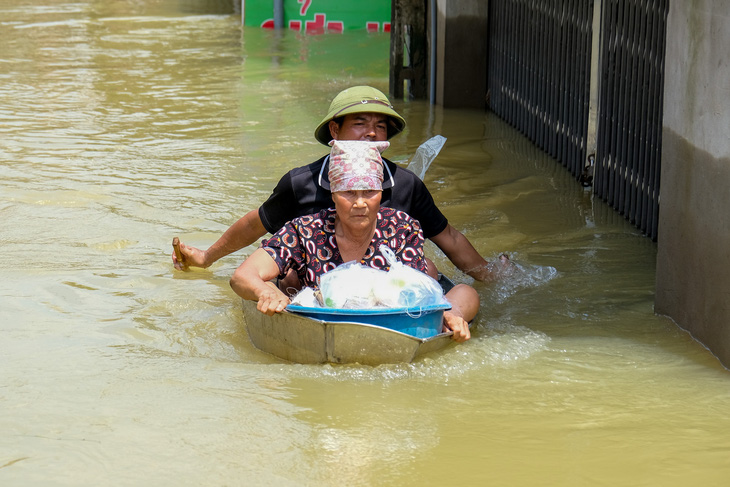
[{"left": 656, "top": 1, "right": 730, "bottom": 366}]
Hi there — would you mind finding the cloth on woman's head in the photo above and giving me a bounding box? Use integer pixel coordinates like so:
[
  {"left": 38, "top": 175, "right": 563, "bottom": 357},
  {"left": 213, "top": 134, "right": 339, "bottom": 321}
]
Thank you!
[{"left": 328, "top": 140, "right": 389, "bottom": 193}]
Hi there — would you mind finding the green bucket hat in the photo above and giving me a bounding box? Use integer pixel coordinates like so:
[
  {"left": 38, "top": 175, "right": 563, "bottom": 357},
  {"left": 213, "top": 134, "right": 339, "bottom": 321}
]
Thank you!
[{"left": 314, "top": 86, "right": 406, "bottom": 146}]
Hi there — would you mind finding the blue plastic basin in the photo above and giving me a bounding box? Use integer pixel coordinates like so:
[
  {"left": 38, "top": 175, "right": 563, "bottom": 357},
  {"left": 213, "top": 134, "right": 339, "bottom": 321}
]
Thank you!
[{"left": 285, "top": 303, "right": 452, "bottom": 339}]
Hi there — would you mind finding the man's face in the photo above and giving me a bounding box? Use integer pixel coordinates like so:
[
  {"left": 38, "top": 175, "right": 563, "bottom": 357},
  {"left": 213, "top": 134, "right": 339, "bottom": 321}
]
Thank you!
[{"left": 329, "top": 113, "right": 389, "bottom": 142}]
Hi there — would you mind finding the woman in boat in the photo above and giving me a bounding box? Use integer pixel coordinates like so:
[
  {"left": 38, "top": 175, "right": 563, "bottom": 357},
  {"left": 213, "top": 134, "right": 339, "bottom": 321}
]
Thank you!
[{"left": 229, "top": 140, "right": 479, "bottom": 341}]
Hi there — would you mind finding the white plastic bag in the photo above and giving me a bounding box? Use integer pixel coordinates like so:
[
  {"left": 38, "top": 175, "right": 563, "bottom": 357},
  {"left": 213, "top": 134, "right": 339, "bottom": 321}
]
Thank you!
[
  {"left": 318, "top": 261, "right": 384, "bottom": 309},
  {"left": 290, "top": 287, "right": 322, "bottom": 307},
  {"left": 377, "top": 245, "right": 449, "bottom": 308},
  {"left": 406, "top": 135, "right": 447, "bottom": 180},
  {"left": 317, "top": 248, "right": 449, "bottom": 310}
]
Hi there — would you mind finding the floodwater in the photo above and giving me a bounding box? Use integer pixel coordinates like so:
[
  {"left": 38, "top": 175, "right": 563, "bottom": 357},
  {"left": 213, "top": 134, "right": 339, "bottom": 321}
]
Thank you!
[{"left": 2, "top": 1, "right": 730, "bottom": 486}]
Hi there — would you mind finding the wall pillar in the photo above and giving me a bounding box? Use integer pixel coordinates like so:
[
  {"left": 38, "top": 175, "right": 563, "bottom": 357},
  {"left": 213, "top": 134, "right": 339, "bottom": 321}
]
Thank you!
[
  {"left": 656, "top": 1, "right": 730, "bottom": 366},
  {"left": 434, "top": 0, "right": 488, "bottom": 108}
]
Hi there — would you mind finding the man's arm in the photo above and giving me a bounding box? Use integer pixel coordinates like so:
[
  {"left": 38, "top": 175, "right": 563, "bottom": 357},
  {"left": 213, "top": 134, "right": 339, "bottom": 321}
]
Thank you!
[
  {"left": 429, "top": 224, "right": 509, "bottom": 282},
  {"left": 172, "top": 209, "right": 267, "bottom": 269}
]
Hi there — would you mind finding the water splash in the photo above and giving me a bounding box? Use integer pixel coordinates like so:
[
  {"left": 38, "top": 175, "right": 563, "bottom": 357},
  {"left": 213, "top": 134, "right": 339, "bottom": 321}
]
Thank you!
[
  {"left": 252, "top": 322, "right": 551, "bottom": 383},
  {"left": 483, "top": 257, "right": 559, "bottom": 305}
]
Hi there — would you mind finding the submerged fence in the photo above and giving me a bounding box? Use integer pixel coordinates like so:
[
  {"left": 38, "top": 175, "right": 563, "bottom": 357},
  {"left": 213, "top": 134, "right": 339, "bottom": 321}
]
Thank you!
[
  {"left": 487, "top": 0, "right": 668, "bottom": 240},
  {"left": 594, "top": 0, "right": 668, "bottom": 240},
  {"left": 487, "top": 0, "right": 594, "bottom": 180}
]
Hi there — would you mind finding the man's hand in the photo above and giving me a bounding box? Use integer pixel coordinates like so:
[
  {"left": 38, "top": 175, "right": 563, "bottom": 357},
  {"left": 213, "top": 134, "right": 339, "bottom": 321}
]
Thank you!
[
  {"left": 468, "top": 253, "right": 514, "bottom": 282},
  {"left": 430, "top": 225, "right": 513, "bottom": 283},
  {"left": 172, "top": 240, "right": 209, "bottom": 270}
]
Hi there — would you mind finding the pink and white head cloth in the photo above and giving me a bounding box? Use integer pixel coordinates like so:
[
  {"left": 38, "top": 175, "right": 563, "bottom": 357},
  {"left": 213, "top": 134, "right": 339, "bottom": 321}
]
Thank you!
[{"left": 328, "top": 140, "right": 390, "bottom": 193}]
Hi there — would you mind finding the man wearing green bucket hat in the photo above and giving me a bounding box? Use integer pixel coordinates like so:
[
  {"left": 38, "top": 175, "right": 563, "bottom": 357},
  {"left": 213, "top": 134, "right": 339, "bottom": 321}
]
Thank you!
[
  {"left": 173, "top": 85, "right": 508, "bottom": 282},
  {"left": 312, "top": 85, "right": 406, "bottom": 146}
]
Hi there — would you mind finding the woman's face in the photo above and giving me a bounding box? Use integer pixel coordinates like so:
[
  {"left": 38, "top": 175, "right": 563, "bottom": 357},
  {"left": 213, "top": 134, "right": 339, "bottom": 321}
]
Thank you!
[{"left": 332, "top": 190, "right": 382, "bottom": 230}]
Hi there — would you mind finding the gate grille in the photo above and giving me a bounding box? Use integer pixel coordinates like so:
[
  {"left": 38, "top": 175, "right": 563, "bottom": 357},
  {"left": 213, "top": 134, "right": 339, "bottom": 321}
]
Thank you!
[
  {"left": 487, "top": 0, "right": 594, "bottom": 179},
  {"left": 594, "top": 0, "right": 668, "bottom": 240},
  {"left": 487, "top": 0, "right": 668, "bottom": 240}
]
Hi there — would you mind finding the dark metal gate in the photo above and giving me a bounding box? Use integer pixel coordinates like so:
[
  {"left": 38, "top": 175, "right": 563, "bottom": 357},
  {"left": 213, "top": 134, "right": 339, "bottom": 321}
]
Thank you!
[
  {"left": 486, "top": 0, "right": 668, "bottom": 240},
  {"left": 487, "top": 0, "right": 594, "bottom": 180},
  {"left": 594, "top": 0, "right": 668, "bottom": 240}
]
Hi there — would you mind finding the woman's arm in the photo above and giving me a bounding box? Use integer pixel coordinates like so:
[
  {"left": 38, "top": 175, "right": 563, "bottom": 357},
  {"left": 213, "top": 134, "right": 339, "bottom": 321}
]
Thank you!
[{"left": 229, "top": 248, "right": 291, "bottom": 315}]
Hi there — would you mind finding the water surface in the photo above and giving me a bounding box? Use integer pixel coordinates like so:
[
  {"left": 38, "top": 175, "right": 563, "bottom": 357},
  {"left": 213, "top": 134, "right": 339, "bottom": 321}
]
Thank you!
[{"left": 2, "top": 2, "right": 730, "bottom": 486}]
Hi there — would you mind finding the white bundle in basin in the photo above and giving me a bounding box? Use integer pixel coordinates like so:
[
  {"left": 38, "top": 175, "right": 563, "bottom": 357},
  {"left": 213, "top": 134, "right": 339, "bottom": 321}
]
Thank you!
[{"left": 316, "top": 246, "right": 448, "bottom": 309}]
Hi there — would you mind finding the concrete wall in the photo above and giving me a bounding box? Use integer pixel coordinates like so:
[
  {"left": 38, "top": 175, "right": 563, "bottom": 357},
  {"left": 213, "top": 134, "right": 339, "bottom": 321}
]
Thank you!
[
  {"left": 434, "top": 0, "right": 489, "bottom": 108},
  {"left": 656, "top": 2, "right": 730, "bottom": 366}
]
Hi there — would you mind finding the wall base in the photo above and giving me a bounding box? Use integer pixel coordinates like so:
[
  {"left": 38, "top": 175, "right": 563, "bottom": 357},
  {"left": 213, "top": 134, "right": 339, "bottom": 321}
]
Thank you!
[{"left": 656, "top": 130, "right": 730, "bottom": 367}]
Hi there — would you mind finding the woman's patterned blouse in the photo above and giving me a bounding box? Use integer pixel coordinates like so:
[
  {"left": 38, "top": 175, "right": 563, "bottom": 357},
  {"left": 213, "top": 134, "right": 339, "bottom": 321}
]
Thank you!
[{"left": 261, "top": 207, "right": 427, "bottom": 288}]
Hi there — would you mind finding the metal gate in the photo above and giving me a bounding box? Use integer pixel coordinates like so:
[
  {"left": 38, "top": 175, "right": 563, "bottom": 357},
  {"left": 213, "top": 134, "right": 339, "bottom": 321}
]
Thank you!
[
  {"left": 487, "top": 0, "right": 668, "bottom": 240},
  {"left": 594, "top": 0, "right": 668, "bottom": 240}
]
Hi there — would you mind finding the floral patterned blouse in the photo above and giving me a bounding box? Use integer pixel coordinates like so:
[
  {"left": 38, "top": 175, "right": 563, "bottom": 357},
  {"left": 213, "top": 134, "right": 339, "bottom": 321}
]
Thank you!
[{"left": 261, "top": 207, "right": 427, "bottom": 288}]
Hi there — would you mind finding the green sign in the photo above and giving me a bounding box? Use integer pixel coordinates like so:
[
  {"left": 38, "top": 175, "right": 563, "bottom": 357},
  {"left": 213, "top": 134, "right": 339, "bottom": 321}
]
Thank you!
[{"left": 242, "top": 0, "right": 391, "bottom": 33}]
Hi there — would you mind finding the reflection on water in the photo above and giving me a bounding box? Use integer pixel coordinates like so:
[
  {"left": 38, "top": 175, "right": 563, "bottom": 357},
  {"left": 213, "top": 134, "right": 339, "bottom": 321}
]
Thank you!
[{"left": 2, "top": 2, "right": 730, "bottom": 486}]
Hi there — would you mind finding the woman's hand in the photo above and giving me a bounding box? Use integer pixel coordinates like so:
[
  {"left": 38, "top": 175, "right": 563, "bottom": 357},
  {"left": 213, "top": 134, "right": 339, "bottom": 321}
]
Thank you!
[
  {"left": 230, "top": 248, "right": 290, "bottom": 315},
  {"left": 442, "top": 310, "right": 471, "bottom": 342},
  {"left": 256, "top": 281, "right": 291, "bottom": 315}
]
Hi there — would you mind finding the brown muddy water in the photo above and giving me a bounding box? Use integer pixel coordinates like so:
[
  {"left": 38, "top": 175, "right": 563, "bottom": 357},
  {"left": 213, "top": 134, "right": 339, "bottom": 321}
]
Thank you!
[{"left": 2, "top": 1, "right": 730, "bottom": 486}]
